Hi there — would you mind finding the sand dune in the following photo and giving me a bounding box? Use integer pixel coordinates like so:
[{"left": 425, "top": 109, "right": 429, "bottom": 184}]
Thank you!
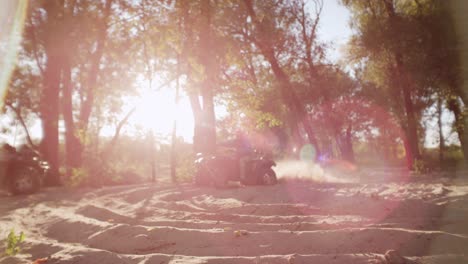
[{"left": 1, "top": 168, "right": 468, "bottom": 264}]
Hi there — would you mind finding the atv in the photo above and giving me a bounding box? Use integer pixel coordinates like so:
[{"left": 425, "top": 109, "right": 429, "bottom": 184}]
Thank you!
[
  {"left": 0, "top": 145, "right": 50, "bottom": 195},
  {"left": 194, "top": 150, "right": 277, "bottom": 187}
]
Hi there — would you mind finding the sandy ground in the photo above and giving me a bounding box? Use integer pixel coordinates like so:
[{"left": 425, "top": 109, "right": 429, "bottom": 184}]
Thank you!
[{"left": 1, "top": 163, "right": 468, "bottom": 264}]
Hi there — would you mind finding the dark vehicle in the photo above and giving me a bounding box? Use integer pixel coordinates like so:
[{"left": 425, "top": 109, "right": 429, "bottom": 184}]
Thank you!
[
  {"left": 194, "top": 150, "right": 277, "bottom": 187},
  {"left": 0, "top": 145, "right": 50, "bottom": 195}
]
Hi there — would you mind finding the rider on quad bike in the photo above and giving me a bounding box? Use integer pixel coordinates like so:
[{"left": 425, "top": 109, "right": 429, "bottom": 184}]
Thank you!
[
  {"left": 195, "top": 129, "right": 277, "bottom": 187},
  {"left": 230, "top": 130, "right": 253, "bottom": 181}
]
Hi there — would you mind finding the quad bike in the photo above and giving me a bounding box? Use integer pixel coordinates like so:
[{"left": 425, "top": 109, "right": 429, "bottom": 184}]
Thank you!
[
  {"left": 0, "top": 145, "right": 50, "bottom": 195},
  {"left": 194, "top": 150, "right": 277, "bottom": 187}
]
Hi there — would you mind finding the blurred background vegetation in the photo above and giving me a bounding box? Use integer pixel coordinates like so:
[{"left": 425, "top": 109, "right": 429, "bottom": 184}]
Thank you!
[{"left": 1, "top": 0, "right": 467, "bottom": 187}]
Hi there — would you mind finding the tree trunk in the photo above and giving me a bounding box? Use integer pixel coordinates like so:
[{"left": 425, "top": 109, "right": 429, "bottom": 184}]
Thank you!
[
  {"left": 62, "top": 58, "right": 82, "bottom": 178},
  {"left": 291, "top": 121, "right": 305, "bottom": 147},
  {"left": 40, "top": 1, "right": 64, "bottom": 185},
  {"left": 437, "top": 96, "right": 445, "bottom": 165},
  {"left": 449, "top": 0, "right": 468, "bottom": 164},
  {"left": 447, "top": 97, "right": 468, "bottom": 161},
  {"left": 78, "top": 0, "right": 113, "bottom": 132},
  {"left": 402, "top": 137, "right": 413, "bottom": 170},
  {"left": 266, "top": 46, "right": 321, "bottom": 154},
  {"left": 170, "top": 123, "right": 177, "bottom": 183},
  {"left": 150, "top": 131, "right": 156, "bottom": 183},
  {"left": 283, "top": 67, "right": 319, "bottom": 155},
  {"left": 5, "top": 103, "right": 36, "bottom": 149},
  {"left": 242, "top": 0, "right": 321, "bottom": 159},
  {"left": 64, "top": 0, "right": 112, "bottom": 173},
  {"left": 41, "top": 54, "right": 61, "bottom": 185},
  {"left": 199, "top": 0, "right": 217, "bottom": 154},
  {"left": 401, "top": 85, "right": 421, "bottom": 169},
  {"left": 170, "top": 58, "right": 180, "bottom": 183},
  {"left": 383, "top": 0, "right": 421, "bottom": 169},
  {"left": 183, "top": 0, "right": 217, "bottom": 155},
  {"left": 188, "top": 92, "right": 203, "bottom": 153},
  {"left": 338, "top": 124, "right": 355, "bottom": 163},
  {"left": 462, "top": 114, "right": 468, "bottom": 164}
]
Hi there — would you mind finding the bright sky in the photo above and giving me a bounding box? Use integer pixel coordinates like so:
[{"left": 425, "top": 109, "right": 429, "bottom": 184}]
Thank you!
[{"left": 316, "top": 0, "right": 352, "bottom": 62}]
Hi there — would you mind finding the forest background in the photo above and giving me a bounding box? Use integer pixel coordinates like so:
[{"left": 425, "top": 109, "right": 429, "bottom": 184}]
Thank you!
[{"left": 1, "top": 0, "right": 467, "bottom": 186}]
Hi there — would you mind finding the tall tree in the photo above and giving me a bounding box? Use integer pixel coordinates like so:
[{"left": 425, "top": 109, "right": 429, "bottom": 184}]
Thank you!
[
  {"left": 341, "top": 0, "right": 447, "bottom": 168},
  {"left": 40, "top": 0, "right": 67, "bottom": 185},
  {"left": 177, "top": 0, "right": 218, "bottom": 154},
  {"left": 16, "top": 0, "right": 141, "bottom": 183},
  {"left": 197, "top": 0, "right": 217, "bottom": 153},
  {"left": 240, "top": 0, "right": 321, "bottom": 157}
]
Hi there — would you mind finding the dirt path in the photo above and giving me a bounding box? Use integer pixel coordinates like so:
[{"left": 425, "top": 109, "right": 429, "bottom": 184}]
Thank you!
[{"left": 1, "top": 172, "right": 468, "bottom": 263}]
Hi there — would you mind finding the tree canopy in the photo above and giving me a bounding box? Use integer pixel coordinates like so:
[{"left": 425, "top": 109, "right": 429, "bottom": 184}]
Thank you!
[{"left": 1, "top": 0, "right": 466, "bottom": 185}]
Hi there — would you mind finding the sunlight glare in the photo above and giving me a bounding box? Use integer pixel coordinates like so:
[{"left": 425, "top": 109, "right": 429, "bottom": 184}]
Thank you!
[
  {"left": 130, "top": 88, "right": 194, "bottom": 142},
  {"left": 0, "top": 1, "right": 27, "bottom": 109}
]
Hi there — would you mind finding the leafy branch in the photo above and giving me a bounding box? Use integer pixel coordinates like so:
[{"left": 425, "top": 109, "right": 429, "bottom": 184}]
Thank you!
[{"left": 4, "top": 229, "right": 25, "bottom": 257}]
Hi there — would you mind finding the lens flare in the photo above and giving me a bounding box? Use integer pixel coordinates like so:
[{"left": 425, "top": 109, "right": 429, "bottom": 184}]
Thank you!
[
  {"left": 299, "top": 144, "right": 317, "bottom": 161},
  {"left": 0, "top": 1, "right": 27, "bottom": 109}
]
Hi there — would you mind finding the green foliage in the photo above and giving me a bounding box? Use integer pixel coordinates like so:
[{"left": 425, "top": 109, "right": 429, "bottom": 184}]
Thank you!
[
  {"left": 412, "top": 159, "right": 429, "bottom": 175},
  {"left": 421, "top": 146, "right": 465, "bottom": 170},
  {"left": 341, "top": 0, "right": 466, "bottom": 166},
  {"left": 67, "top": 167, "right": 90, "bottom": 187},
  {"left": 4, "top": 229, "right": 25, "bottom": 256},
  {"left": 5, "top": 0, "right": 464, "bottom": 179},
  {"left": 176, "top": 152, "right": 196, "bottom": 183},
  {"left": 353, "top": 140, "right": 406, "bottom": 167},
  {"left": 256, "top": 112, "right": 283, "bottom": 129}
]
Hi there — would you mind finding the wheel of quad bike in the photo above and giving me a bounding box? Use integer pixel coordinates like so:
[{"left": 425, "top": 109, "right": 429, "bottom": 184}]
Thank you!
[
  {"left": 258, "top": 168, "right": 277, "bottom": 185},
  {"left": 8, "top": 167, "right": 40, "bottom": 195}
]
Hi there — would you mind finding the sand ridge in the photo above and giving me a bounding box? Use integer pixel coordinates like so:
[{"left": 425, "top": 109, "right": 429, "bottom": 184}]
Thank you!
[{"left": 1, "top": 170, "right": 468, "bottom": 264}]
